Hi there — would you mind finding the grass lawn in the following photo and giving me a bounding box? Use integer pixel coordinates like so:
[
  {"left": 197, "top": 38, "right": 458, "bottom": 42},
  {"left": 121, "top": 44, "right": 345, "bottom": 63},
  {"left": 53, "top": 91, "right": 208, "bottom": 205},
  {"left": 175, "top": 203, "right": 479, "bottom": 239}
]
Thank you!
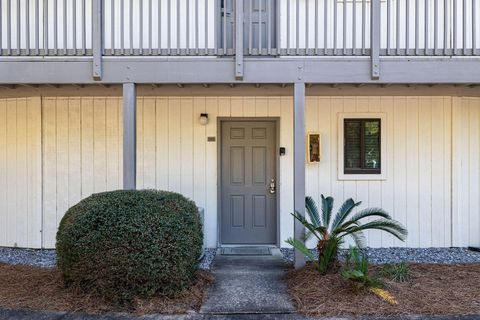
[
  {"left": 287, "top": 263, "right": 480, "bottom": 317},
  {"left": 0, "top": 263, "right": 213, "bottom": 315}
]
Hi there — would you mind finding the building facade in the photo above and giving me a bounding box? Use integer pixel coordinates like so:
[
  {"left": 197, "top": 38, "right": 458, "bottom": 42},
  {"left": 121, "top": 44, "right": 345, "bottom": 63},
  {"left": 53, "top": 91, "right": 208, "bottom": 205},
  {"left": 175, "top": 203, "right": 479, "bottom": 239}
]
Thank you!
[{"left": 0, "top": 0, "right": 479, "bottom": 266}]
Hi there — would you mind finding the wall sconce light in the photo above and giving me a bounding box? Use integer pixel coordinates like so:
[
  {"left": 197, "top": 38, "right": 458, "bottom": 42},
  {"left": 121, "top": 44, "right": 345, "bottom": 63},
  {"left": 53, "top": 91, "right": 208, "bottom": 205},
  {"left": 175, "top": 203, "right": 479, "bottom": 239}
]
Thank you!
[{"left": 199, "top": 113, "right": 209, "bottom": 126}]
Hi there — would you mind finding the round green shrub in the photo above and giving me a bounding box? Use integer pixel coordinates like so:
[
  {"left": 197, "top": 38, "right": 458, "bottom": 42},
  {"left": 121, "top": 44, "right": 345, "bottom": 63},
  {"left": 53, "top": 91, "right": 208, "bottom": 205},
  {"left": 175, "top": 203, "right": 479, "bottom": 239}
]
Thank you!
[{"left": 56, "top": 190, "right": 203, "bottom": 303}]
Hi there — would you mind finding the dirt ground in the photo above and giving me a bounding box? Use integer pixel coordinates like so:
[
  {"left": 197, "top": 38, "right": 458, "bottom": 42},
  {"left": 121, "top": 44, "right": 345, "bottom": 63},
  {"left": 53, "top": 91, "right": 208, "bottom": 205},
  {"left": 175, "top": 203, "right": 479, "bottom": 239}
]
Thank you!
[
  {"left": 0, "top": 263, "right": 213, "bottom": 315},
  {"left": 286, "top": 263, "right": 480, "bottom": 317}
]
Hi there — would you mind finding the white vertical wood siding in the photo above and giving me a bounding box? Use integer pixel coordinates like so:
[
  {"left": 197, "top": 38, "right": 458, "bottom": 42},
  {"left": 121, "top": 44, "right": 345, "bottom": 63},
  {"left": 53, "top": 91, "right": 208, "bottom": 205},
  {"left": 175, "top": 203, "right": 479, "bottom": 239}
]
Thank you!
[
  {"left": 452, "top": 97, "right": 480, "bottom": 247},
  {"left": 41, "top": 97, "right": 123, "bottom": 248},
  {"left": 0, "top": 97, "right": 42, "bottom": 248},
  {"left": 1, "top": 95, "right": 478, "bottom": 249}
]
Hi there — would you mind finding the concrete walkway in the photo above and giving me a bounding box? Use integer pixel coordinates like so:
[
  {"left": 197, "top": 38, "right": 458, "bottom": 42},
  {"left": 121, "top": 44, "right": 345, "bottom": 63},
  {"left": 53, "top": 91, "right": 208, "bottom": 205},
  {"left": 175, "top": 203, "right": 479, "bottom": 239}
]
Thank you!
[{"left": 199, "top": 248, "right": 295, "bottom": 315}]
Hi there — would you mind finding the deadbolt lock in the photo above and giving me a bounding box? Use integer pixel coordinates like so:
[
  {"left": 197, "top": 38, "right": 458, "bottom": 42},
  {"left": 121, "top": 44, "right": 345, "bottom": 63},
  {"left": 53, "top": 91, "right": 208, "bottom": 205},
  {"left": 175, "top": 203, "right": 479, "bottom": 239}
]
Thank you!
[{"left": 269, "top": 178, "right": 276, "bottom": 194}]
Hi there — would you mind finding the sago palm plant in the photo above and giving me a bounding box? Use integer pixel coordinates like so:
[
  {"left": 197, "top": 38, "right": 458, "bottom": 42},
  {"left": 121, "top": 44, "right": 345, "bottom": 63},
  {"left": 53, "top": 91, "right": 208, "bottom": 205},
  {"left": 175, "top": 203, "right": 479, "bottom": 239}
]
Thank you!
[{"left": 286, "top": 195, "right": 408, "bottom": 274}]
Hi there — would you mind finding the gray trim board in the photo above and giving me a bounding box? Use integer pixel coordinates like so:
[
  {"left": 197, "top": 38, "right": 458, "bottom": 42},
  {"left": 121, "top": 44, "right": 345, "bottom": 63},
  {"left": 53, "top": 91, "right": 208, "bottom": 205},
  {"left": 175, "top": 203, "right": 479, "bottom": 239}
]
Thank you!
[{"left": 1, "top": 58, "right": 479, "bottom": 84}]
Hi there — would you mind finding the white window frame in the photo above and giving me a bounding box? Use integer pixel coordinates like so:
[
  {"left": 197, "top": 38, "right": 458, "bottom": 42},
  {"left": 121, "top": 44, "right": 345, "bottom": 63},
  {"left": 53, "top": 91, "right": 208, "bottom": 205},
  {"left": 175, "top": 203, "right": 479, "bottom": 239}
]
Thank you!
[{"left": 337, "top": 112, "right": 387, "bottom": 181}]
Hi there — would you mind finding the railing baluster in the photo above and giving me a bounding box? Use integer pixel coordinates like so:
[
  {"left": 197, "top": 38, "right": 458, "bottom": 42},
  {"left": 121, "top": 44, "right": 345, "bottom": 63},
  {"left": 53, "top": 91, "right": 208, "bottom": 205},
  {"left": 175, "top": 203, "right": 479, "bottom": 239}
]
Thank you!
[
  {"left": 415, "top": 0, "right": 419, "bottom": 54},
  {"left": 396, "top": 0, "right": 400, "bottom": 55},
  {"left": 387, "top": 0, "right": 391, "bottom": 55},
  {"left": 82, "top": 0, "right": 85, "bottom": 55},
  {"left": 453, "top": 0, "right": 457, "bottom": 55},
  {"left": 158, "top": 0, "right": 162, "bottom": 54},
  {"left": 73, "top": 0, "right": 76, "bottom": 54},
  {"left": 425, "top": 0, "right": 429, "bottom": 55},
  {"left": 259, "top": 0, "right": 262, "bottom": 54},
  {"left": 268, "top": 0, "right": 272, "bottom": 55},
  {"left": 129, "top": 0, "right": 133, "bottom": 54},
  {"left": 176, "top": 0, "right": 180, "bottom": 53},
  {"left": 206, "top": 0, "right": 210, "bottom": 54},
  {"left": 44, "top": 0, "right": 48, "bottom": 55},
  {"left": 140, "top": 0, "right": 143, "bottom": 55},
  {"left": 167, "top": 0, "right": 171, "bottom": 54},
  {"left": 474, "top": 0, "right": 477, "bottom": 55},
  {"left": 343, "top": 0, "right": 346, "bottom": 55},
  {"left": 444, "top": 0, "right": 448, "bottom": 55},
  {"left": 186, "top": 0, "right": 189, "bottom": 54},
  {"left": 362, "top": 0, "right": 365, "bottom": 55},
  {"left": 306, "top": 0, "right": 309, "bottom": 53},
  {"left": 333, "top": 0, "right": 337, "bottom": 54},
  {"left": 53, "top": 0, "right": 57, "bottom": 55},
  {"left": 7, "top": 0, "right": 11, "bottom": 55},
  {"left": 463, "top": 0, "right": 467, "bottom": 54},
  {"left": 62, "top": 0, "right": 66, "bottom": 54},
  {"left": 121, "top": 0, "right": 124, "bottom": 54},
  {"left": 195, "top": 0, "right": 198, "bottom": 54},
  {"left": 248, "top": 0, "right": 252, "bottom": 54},
  {"left": 26, "top": 0, "right": 31, "bottom": 55},
  {"left": 314, "top": 0, "right": 318, "bottom": 55},
  {"left": 0, "top": 0, "right": 2, "bottom": 56},
  {"left": 353, "top": 0, "right": 356, "bottom": 55},
  {"left": 406, "top": 0, "right": 410, "bottom": 55},
  {"left": 35, "top": 0, "right": 39, "bottom": 55},
  {"left": 324, "top": 0, "right": 328, "bottom": 55},
  {"left": 149, "top": 0, "right": 152, "bottom": 54},
  {"left": 434, "top": 0, "right": 438, "bottom": 54},
  {"left": 296, "top": 0, "right": 299, "bottom": 54},
  {"left": 112, "top": 0, "right": 116, "bottom": 54},
  {"left": 287, "top": 0, "right": 290, "bottom": 54},
  {"left": 17, "top": 0, "right": 21, "bottom": 55}
]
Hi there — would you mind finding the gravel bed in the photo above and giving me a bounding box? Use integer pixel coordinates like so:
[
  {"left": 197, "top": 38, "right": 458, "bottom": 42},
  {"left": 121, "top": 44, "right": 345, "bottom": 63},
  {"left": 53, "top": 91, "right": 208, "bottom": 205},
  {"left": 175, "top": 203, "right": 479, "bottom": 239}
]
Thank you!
[
  {"left": 281, "top": 247, "right": 480, "bottom": 265},
  {"left": 0, "top": 247, "right": 217, "bottom": 270}
]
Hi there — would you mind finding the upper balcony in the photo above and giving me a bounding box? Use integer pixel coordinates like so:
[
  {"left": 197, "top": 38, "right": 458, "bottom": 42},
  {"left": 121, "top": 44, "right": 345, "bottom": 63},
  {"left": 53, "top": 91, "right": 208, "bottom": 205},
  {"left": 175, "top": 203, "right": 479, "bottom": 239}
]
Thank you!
[{"left": 1, "top": 0, "right": 479, "bottom": 84}]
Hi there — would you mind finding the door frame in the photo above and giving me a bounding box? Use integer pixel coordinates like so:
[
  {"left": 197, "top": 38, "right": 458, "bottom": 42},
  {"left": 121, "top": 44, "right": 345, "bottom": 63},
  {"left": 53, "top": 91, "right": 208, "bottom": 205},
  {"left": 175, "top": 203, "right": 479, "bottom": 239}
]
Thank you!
[{"left": 217, "top": 117, "right": 281, "bottom": 247}]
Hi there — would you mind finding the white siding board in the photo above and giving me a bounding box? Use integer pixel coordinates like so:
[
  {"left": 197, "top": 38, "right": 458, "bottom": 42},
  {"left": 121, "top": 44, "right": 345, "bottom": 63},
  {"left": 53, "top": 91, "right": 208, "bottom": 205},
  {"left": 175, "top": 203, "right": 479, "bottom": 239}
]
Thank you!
[
  {"left": 181, "top": 98, "right": 194, "bottom": 199},
  {"left": 81, "top": 98, "right": 95, "bottom": 198},
  {"left": 155, "top": 98, "right": 169, "bottom": 190}
]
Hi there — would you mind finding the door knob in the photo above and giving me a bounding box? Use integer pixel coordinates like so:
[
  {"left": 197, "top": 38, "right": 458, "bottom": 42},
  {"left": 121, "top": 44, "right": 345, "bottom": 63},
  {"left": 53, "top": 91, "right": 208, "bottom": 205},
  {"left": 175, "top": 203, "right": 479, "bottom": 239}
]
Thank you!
[{"left": 269, "top": 178, "right": 276, "bottom": 194}]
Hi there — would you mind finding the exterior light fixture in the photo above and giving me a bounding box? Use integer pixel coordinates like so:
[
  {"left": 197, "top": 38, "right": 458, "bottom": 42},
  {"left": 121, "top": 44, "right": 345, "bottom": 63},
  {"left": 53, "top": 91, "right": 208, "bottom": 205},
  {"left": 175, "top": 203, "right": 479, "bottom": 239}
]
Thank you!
[{"left": 199, "top": 113, "right": 209, "bottom": 125}]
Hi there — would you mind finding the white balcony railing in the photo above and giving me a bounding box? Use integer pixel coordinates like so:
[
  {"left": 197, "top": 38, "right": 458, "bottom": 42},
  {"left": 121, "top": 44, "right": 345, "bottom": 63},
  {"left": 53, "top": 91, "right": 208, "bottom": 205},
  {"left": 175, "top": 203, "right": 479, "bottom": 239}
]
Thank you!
[{"left": 0, "top": 0, "right": 479, "bottom": 57}]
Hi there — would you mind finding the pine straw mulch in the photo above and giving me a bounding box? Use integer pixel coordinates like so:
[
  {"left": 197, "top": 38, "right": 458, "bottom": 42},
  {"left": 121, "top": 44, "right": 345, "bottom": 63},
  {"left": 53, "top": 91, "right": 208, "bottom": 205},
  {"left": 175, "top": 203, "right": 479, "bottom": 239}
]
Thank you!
[
  {"left": 286, "top": 263, "right": 480, "bottom": 317},
  {"left": 0, "top": 263, "right": 214, "bottom": 315}
]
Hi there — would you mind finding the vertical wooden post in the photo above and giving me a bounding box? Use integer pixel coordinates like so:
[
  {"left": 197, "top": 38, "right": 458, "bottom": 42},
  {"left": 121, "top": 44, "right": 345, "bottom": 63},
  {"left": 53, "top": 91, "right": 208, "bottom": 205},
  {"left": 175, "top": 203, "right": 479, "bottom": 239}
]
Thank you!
[
  {"left": 92, "top": 0, "right": 103, "bottom": 80},
  {"left": 293, "top": 82, "right": 306, "bottom": 269},
  {"left": 235, "top": 0, "right": 244, "bottom": 79},
  {"left": 371, "top": 0, "right": 381, "bottom": 80},
  {"left": 123, "top": 83, "right": 136, "bottom": 190}
]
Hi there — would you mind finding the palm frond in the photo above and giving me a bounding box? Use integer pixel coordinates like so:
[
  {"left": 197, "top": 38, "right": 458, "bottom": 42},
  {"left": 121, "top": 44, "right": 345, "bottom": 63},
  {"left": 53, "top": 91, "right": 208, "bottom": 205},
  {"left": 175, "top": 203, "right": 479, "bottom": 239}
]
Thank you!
[
  {"left": 305, "top": 196, "right": 321, "bottom": 227},
  {"left": 346, "top": 219, "right": 408, "bottom": 242},
  {"left": 330, "top": 198, "right": 362, "bottom": 231},
  {"left": 349, "top": 207, "right": 392, "bottom": 223},
  {"left": 350, "top": 230, "right": 367, "bottom": 248},
  {"left": 291, "top": 211, "right": 323, "bottom": 241},
  {"left": 321, "top": 194, "right": 334, "bottom": 227},
  {"left": 285, "top": 237, "right": 316, "bottom": 262}
]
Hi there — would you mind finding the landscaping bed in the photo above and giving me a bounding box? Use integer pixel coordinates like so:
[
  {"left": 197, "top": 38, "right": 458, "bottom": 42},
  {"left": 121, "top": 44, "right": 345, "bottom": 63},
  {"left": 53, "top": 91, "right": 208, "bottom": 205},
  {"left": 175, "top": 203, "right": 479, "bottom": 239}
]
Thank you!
[
  {"left": 287, "top": 262, "right": 480, "bottom": 317},
  {"left": 0, "top": 263, "right": 213, "bottom": 315}
]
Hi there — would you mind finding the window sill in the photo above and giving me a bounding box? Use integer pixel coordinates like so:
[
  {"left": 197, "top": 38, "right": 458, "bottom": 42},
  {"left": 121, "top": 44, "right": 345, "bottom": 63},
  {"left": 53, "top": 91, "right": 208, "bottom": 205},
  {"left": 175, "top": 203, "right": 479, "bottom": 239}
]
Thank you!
[{"left": 338, "top": 172, "right": 387, "bottom": 181}]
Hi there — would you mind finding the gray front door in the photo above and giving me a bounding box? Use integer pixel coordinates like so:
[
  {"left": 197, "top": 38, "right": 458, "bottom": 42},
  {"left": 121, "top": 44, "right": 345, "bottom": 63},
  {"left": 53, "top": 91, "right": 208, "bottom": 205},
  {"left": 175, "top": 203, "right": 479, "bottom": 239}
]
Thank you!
[
  {"left": 220, "top": 121, "right": 277, "bottom": 245},
  {"left": 221, "top": 0, "right": 276, "bottom": 53}
]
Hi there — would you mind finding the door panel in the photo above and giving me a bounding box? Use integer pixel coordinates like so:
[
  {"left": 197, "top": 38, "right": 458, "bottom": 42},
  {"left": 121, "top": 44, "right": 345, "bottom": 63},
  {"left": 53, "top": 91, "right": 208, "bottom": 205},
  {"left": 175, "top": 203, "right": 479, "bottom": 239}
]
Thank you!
[
  {"left": 221, "top": 0, "right": 276, "bottom": 53},
  {"left": 221, "top": 121, "right": 277, "bottom": 244}
]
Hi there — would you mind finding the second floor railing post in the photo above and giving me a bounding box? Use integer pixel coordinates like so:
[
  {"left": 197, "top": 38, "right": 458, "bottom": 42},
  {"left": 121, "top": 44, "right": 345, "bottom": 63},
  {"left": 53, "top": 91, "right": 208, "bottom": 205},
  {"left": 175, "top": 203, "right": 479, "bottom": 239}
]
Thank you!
[
  {"left": 235, "top": 0, "right": 244, "bottom": 80},
  {"left": 371, "top": 0, "right": 381, "bottom": 80},
  {"left": 92, "top": 0, "right": 103, "bottom": 80}
]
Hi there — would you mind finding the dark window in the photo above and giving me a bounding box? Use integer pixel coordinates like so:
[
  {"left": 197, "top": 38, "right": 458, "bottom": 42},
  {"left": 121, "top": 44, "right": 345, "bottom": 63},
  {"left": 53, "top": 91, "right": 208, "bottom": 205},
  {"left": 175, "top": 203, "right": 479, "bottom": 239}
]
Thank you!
[{"left": 344, "top": 119, "right": 381, "bottom": 174}]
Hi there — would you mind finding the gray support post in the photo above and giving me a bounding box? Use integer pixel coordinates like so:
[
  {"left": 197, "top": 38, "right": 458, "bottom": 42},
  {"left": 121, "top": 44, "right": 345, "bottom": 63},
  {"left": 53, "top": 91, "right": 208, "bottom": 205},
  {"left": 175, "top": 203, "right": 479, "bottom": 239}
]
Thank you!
[
  {"left": 92, "top": 0, "right": 103, "bottom": 80},
  {"left": 371, "top": 0, "right": 381, "bottom": 80},
  {"left": 235, "top": 0, "right": 244, "bottom": 79},
  {"left": 123, "top": 83, "right": 137, "bottom": 190},
  {"left": 293, "top": 82, "right": 306, "bottom": 269}
]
